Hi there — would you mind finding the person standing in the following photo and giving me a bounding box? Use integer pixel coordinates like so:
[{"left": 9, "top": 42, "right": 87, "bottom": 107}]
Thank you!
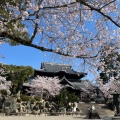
[
  {"left": 91, "top": 105, "right": 95, "bottom": 113},
  {"left": 87, "top": 107, "right": 92, "bottom": 119}
]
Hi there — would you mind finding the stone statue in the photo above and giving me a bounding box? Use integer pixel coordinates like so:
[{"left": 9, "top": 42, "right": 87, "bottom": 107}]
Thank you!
[{"left": 17, "top": 91, "right": 20, "bottom": 99}]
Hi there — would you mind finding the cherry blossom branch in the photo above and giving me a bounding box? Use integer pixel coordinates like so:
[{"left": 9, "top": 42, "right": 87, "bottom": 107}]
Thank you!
[
  {"left": 77, "top": 0, "right": 120, "bottom": 28},
  {"left": 99, "top": 0, "right": 116, "bottom": 10},
  {"left": 42, "top": 2, "right": 76, "bottom": 9},
  {"left": 0, "top": 31, "right": 99, "bottom": 58},
  {"left": 39, "top": 1, "right": 119, "bottom": 28},
  {"left": 30, "top": 13, "right": 39, "bottom": 43}
]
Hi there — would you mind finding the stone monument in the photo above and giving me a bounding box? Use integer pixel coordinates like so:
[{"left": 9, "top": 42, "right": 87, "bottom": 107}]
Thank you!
[{"left": 4, "top": 97, "right": 17, "bottom": 115}]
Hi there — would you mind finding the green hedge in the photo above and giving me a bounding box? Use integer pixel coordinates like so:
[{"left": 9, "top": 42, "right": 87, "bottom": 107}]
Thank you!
[
  {"left": 17, "top": 98, "right": 22, "bottom": 103},
  {"left": 20, "top": 94, "right": 30, "bottom": 101},
  {"left": 0, "top": 89, "right": 7, "bottom": 96},
  {"left": 34, "top": 96, "right": 41, "bottom": 101}
]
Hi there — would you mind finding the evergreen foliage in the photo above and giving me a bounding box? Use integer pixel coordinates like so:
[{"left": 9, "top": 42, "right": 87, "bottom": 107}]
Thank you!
[
  {"left": 56, "top": 89, "right": 78, "bottom": 105},
  {"left": 17, "top": 98, "right": 22, "bottom": 103},
  {"left": 0, "top": 63, "right": 34, "bottom": 95},
  {"left": 30, "top": 98, "right": 35, "bottom": 104},
  {"left": 0, "top": 89, "right": 7, "bottom": 96},
  {"left": 34, "top": 96, "right": 41, "bottom": 101},
  {"left": 20, "top": 94, "right": 30, "bottom": 101}
]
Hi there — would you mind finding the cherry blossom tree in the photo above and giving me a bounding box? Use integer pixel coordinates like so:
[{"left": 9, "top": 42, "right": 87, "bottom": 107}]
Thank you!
[
  {"left": 0, "top": 66, "right": 11, "bottom": 98},
  {"left": 28, "top": 76, "right": 62, "bottom": 99},
  {"left": 0, "top": 0, "right": 120, "bottom": 68},
  {"left": 98, "top": 44, "right": 120, "bottom": 84},
  {"left": 98, "top": 77, "right": 120, "bottom": 98},
  {"left": 0, "top": 38, "right": 5, "bottom": 58},
  {"left": 97, "top": 43, "right": 120, "bottom": 98}
]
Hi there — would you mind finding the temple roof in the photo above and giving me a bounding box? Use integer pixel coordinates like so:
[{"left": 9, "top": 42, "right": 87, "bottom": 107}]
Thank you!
[
  {"left": 24, "top": 74, "right": 95, "bottom": 94},
  {"left": 60, "top": 77, "right": 95, "bottom": 93},
  {"left": 37, "top": 62, "right": 87, "bottom": 77},
  {"left": 41, "top": 62, "right": 75, "bottom": 73}
]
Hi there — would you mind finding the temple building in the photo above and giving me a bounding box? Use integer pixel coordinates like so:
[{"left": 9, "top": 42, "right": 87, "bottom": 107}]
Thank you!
[
  {"left": 34, "top": 62, "right": 87, "bottom": 79},
  {"left": 24, "top": 62, "right": 97, "bottom": 100},
  {"left": 35, "top": 63, "right": 95, "bottom": 94}
]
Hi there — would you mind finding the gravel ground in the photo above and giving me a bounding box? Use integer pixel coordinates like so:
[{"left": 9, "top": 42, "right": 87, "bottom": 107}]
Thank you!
[{"left": 0, "top": 114, "right": 114, "bottom": 120}]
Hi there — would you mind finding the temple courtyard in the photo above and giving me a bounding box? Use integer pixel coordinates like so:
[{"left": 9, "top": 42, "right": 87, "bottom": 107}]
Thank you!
[
  {"left": 0, "top": 103, "right": 115, "bottom": 120},
  {"left": 0, "top": 114, "right": 113, "bottom": 120},
  {"left": 0, "top": 102, "right": 115, "bottom": 120}
]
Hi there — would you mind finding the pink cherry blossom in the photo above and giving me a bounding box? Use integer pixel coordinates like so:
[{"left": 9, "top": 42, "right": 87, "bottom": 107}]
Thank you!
[
  {"left": 0, "top": 0, "right": 120, "bottom": 92},
  {"left": 0, "top": 67, "right": 11, "bottom": 98},
  {"left": 29, "top": 76, "right": 62, "bottom": 98}
]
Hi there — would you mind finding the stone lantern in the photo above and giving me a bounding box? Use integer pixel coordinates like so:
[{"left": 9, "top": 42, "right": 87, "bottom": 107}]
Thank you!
[
  {"left": 112, "top": 93, "right": 120, "bottom": 115},
  {"left": 110, "top": 82, "right": 120, "bottom": 120}
]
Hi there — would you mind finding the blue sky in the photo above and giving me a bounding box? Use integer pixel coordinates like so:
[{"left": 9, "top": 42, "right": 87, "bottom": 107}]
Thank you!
[
  {"left": 0, "top": 43, "right": 47, "bottom": 69},
  {"left": 0, "top": 4, "right": 97, "bottom": 82},
  {"left": 0, "top": 43, "right": 95, "bottom": 82}
]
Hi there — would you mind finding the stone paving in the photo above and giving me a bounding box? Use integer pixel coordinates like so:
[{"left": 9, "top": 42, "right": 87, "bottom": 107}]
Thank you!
[{"left": 100, "top": 115, "right": 112, "bottom": 120}]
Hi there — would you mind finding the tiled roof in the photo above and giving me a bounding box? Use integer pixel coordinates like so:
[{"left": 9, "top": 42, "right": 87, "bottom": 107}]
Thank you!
[
  {"left": 71, "top": 80, "right": 95, "bottom": 91},
  {"left": 60, "top": 77, "right": 95, "bottom": 92},
  {"left": 40, "top": 62, "right": 87, "bottom": 76}
]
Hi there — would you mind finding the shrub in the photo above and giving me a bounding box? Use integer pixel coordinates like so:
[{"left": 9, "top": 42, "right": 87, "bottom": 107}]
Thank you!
[
  {"left": 45, "top": 101, "right": 50, "bottom": 108},
  {"left": 30, "top": 98, "right": 35, "bottom": 104},
  {"left": 0, "top": 109, "right": 2, "bottom": 113},
  {"left": 68, "top": 93, "right": 78, "bottom": 102},
  {"left": 17, "top": 98, "right": 22, "bottom": 103},
  {"left": 34, "top": 96, "right": 41, "bottom": 101},
  {"left": 20, "top": 94, "right": 30, "bottom": 101},
  {"left": 0, "top": 89, "right": 7, "bottom": 96},
  {"left": 56, "top": 89, "right": 79, "bottom": 104}
]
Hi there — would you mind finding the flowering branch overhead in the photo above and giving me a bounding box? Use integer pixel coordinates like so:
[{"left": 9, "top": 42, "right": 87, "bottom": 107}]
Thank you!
[
  {"left": 77, "top": 0, "right": 120, "bottom": 28},
  {"left": 0, "top": 0, "right": 120, "bottom": 69}
]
